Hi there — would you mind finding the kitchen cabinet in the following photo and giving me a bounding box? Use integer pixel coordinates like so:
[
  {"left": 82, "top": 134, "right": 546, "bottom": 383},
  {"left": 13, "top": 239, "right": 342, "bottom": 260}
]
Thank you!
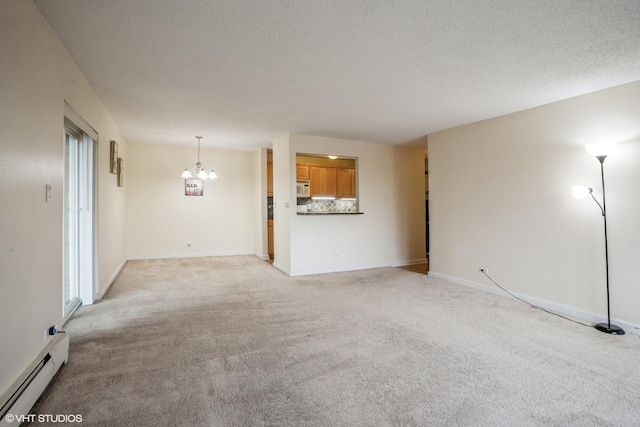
[
  {"left": 309, "top": 167, "right": 323, "bottom": 196},
  {"left": 324, "top": 168, "right": 336, "bottom": 197},
  {"left": 309, "top": 166, "right": 336, "bottom": 197},
  {"left": 337, "top": 168, "right": 356, "bottom": 198},
  {"left": 296, "top": 164, "right": 309, "bottom": 180},
  {"left": 267, "top": 162, "right": 273, "bottom": 196},
  {"left": 268, "top": 219, "right": 274, "bottom": 259}
]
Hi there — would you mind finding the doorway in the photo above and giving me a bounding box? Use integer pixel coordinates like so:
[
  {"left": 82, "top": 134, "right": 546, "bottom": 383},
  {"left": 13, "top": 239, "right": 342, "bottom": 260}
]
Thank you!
[
  {"left": 267, "top": 150, "right": 274, "bottom": 259},
  {"left": 425, "top": 148, "right": 429, "bottom": 271}
]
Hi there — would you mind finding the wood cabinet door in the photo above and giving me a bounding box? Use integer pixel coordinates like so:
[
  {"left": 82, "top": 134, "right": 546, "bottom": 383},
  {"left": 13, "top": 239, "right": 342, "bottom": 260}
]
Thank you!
[
  {"left": 324, "top": 167, "right": 337, "bottom": 196},
  {"left": 310, "top": 166, "right": 337, "bottom": 197},
  {"left": 309, "top": 166, "right": 324, "bottom": 196},
  {"left": 337, "top": 168, "right": 355, "bottom": 198},
  {"left": 296, "top": 165, "right": 309, "bottom": 179},
  {"left": 267, "top": 162, "right": 273, "bottom": 195},
  {"left": 349, "top": 169, "right": 355, "bottom": 197},
  {"left": 268, "top": 224, "right": 274, "bottom": 259}
]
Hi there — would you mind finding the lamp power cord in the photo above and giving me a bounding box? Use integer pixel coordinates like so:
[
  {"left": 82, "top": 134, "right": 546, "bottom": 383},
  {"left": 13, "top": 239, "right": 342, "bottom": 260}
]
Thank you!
[{"left": 480, "top": 270, "right": 592, "bottom": 328}]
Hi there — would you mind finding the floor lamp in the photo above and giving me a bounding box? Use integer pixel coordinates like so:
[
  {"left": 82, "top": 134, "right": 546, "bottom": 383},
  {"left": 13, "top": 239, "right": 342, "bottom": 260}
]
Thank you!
[{"left": 572, "top": 142, "right": 624, "bottom": 335}]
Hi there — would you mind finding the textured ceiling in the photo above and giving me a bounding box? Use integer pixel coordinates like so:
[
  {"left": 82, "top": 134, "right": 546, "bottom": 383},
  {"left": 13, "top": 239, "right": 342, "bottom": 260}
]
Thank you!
[{"left": 34, "top": 0, "right": 640, "bottom": 150}]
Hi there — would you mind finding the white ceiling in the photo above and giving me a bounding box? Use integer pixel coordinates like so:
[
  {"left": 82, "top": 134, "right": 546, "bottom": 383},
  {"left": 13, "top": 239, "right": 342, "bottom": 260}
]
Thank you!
[{"left": 34, "top": 0, "right": 640, "bottom": 150}]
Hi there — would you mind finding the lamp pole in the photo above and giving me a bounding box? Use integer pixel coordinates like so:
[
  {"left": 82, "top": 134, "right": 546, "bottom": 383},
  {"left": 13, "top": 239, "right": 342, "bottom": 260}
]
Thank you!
[{"left": 593, "top": 155, "right": 624, "bottom": 335}]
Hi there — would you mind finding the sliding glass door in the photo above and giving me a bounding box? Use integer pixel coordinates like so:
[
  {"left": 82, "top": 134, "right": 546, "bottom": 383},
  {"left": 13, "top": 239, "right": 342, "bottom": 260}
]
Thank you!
[{"left": 63, "top": 119, "right": 96, "bottom": 319}]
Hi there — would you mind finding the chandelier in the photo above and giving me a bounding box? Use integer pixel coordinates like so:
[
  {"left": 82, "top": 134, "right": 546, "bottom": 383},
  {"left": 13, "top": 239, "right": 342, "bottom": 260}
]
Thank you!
[{"left": 181, "top": 136, "right": 217, "bottom": 179}]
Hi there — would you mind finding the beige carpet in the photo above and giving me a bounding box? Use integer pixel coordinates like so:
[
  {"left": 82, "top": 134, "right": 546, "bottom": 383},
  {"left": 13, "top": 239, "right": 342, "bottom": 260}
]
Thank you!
[{"left": 32, "top": 256, "right": 640, "bottom": 426}]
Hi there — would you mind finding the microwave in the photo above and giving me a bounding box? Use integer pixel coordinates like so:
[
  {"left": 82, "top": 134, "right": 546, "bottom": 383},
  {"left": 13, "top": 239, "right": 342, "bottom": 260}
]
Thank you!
[{"left": 296, "top": 180, "right": 310, "bottom": 198}]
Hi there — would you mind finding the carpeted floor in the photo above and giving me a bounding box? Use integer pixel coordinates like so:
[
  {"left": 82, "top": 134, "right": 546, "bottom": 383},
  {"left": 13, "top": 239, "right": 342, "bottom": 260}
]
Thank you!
[{"left": 32, "top": 255, "right": 640, "bottom": 426}]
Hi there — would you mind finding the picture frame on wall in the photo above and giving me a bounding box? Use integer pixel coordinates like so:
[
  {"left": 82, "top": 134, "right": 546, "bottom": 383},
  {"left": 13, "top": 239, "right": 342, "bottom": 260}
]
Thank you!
[
  {"left": 185, "top": 178, "right": 203, "bottom": 196},
  {"left": 117, "top": 157, "right": 124, "bottom": 187},
  {"left": 110, "top": 140, "right": 118, "bottom": 174}
]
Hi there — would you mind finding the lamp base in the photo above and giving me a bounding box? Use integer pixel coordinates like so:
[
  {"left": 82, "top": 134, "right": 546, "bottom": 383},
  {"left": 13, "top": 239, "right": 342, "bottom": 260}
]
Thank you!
[{"left": 595, "top": 323, "right": 625, "bottom": 335}]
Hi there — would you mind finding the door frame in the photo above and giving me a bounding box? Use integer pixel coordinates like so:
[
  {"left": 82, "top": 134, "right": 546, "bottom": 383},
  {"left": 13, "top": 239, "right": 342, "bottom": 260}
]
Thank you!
[{"left": 63, "top": 103, "right": 98, "bottom": 322}]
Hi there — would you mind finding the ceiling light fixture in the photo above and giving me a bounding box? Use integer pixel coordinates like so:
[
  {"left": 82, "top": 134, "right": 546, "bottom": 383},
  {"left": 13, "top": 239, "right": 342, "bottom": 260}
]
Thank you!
[
  {"left": 572, "top": 141, "right": 623, "bottom": 335},
  {"left": 328, "top": 155, "right": 338, "bottom": 160},
  {"left": 181, "top": 136, "right": 217, "bottom": 179}
]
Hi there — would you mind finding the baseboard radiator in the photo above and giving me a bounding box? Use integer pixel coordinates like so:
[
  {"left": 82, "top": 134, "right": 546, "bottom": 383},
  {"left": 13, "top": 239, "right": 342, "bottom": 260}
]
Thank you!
[{"left": 0, "top": 333, "right": 69, "bottom": 426}]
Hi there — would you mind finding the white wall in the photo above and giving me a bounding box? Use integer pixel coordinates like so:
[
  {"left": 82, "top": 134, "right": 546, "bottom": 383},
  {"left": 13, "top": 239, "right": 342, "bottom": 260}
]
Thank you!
[
  {"left": 428, "top": 80, "right": 640, "bottom": 329},
  {"left": 125, "top": 142, "right": 256, "bottom": 259},
  {"left": 0, "top": 1, "right": 127, "bottom": 394},
  {"left": 275, "top": 134, "right": 425, "bottom": 276},
  {"left": 272, "top": 134, "right": 292, "bottom": 273}
]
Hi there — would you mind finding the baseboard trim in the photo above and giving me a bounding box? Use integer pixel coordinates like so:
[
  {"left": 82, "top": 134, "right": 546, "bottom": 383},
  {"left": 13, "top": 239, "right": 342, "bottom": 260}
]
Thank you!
[
  {"left": 272, "top": 262, "right": 290, "bottom": 276},
  {"left": 126, "top": 250, "right": 253, "bottom": 261},
  {"left": 254, "top": 252, "right": 270, "bottom": 261},
  {"left": 392, "top": 258, "right": 428, "bottom": 267},
  {"left": 277, "top": 259, "right": 427, "bottom": 277},
  {"left": 288, "top": 263, "right": 391, "bottom": 277},
  {"left": 428, "top": 271, "right": 640, "bottom": 336},
  {"left": 96, "top": 258, "right": 127, "bottom": 300}
]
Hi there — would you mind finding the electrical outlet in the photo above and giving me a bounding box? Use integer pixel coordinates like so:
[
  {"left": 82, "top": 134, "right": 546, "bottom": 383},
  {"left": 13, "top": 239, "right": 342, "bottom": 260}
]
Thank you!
[{"left": 479, "top": 267, "right": 488, "bottom": 274}]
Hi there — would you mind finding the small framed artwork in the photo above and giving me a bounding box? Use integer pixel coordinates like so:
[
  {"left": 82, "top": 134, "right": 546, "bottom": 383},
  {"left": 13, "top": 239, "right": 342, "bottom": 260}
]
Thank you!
[
  {"left": 117, "top": 157, "right": 124, "bottom": 187},
  {"left": 110, "top": 141, "right": 118, "bottom": 174},
  {"left": 185, "top": 178, "right": 203, "bottom": 196}
]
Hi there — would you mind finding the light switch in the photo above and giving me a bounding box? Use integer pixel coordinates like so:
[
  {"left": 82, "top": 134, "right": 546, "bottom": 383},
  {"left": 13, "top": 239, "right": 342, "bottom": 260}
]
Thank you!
[{"left": 45, "top": 184, "right": 52, "bottom": 202}]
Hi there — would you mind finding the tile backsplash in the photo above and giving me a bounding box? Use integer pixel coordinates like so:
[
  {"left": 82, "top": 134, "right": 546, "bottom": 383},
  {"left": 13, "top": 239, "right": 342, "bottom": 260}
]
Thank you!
[{"left": 297, "top": 198, "right": 357, "bottom": 213}]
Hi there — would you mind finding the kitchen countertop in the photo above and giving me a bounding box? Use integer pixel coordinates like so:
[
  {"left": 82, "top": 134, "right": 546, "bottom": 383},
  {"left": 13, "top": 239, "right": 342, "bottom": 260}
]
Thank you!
[{"left": 296, "top": 212, "right": 364, "bottom": 215}]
